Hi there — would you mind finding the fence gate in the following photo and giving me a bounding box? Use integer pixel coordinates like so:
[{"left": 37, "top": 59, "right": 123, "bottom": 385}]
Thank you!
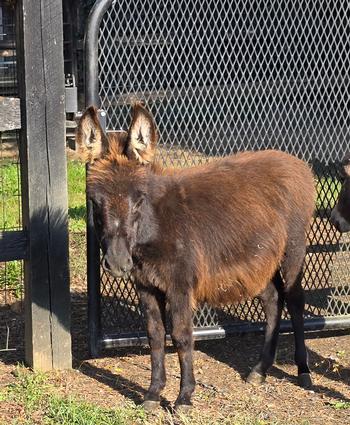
[{"left": 85, "top": 0, "right": 350, "bottom": 356}]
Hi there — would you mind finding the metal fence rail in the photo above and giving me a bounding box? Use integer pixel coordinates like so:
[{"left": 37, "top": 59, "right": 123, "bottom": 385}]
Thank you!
[{"left": 85, "top": 0, "right": 350, "bottom": 354}]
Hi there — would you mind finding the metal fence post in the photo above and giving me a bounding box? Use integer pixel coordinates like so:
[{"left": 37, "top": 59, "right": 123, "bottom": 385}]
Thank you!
[{"left": 85, "top": 0, "right": 113, "bottom": 357}]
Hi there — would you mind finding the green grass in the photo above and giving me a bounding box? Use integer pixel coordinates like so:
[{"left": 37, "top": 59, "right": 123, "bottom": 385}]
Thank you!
[
  {"left": 0, "top": 160, "right": 22, "bottom": 230},
  {"left": 327, "top": 400, "right": 350, "bottom": 410},
  {"left": 0, "top": 160, "right": 86, "bottom": 298},
  {"left": 316, "top": 177, "right": 342, "bottom": 210},
  {"left": 0, "top": 367, "right": 146, "bottom": 425},
  {"left": 0, "top": 260, "right": 23, "bottom": 298},
  {"left": 0, "top": 160, "right": 86, "bottom": 233},
  {"left": 67, "top": 160, "right": 87, "bottom": 232},
  {"left": 46, "top": 396, "right": 147, "bottom": 425},
  {"left": 0, "top": 366, "right": 301, "bottom": 425}
]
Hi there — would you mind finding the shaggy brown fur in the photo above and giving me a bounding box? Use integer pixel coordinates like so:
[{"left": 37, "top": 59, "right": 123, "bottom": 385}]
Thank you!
[{"left": 77, "top": 104, "right": 316, "bottom": 409}]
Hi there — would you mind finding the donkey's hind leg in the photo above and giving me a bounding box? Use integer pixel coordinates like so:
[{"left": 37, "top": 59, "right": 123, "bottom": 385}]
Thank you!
[
  {"left": 282, "top": 238, "right": 312, "bottom": 388},
  {"left": 247, "top": 272, "right": 284, "bottom": 384},
  {"left": 284, "top": 271, "right": 312, "bottom": 388}
]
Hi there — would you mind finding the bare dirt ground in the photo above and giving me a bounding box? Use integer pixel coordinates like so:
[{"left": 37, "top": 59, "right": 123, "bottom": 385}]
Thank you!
[{"left": 1, "top": 233, "right": 350, "bottom": 424}]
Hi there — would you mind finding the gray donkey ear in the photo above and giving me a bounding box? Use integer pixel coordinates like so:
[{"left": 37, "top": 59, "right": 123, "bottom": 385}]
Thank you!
[
  {"left": 126, "top": 103, "right": 159, "bottom": 164},
  {"left": 75, "top": 106, "right": 108, "bottom": 163}
]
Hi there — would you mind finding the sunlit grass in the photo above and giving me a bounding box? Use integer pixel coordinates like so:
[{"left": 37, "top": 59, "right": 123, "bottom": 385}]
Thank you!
[
  {"left": 0, "top": 366, "right": 300, "bottom": 425},
  {"left": 0, "top": 160, "right": 86, "bottom": 232},
  {"left": 0, "top": 160, "right": 86, "bottom": 298},
  {"left": 67, "top": 160, "right": 86, "bottom": 232},
  {"left": 0, "top": 159, "right": 22, "bottom": 230},
  {"left": 0, "top": 366, "right": 146, "bottom": 425},
  {"left": 316, "top": 177, "right": 342, "bottom": 210},
  {"left": 0, "top": 260, "right": 23, "bottom": 299}
]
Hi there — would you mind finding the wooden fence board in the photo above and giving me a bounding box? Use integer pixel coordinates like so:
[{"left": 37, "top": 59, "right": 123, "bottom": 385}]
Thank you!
[{"left": 16, "top": 0, "right": 72, "bottom": 371}]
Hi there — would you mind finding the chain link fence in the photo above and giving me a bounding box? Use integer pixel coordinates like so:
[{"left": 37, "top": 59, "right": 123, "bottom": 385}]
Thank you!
[
  {"left": 0, "top": 1, "right": 16, "bottom": 96},
  {"left": 87, "top": 0, "right": 350, "bottom": 348}
]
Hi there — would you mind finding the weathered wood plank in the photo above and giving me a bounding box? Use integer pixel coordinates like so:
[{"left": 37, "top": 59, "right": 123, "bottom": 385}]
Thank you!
[
  {"left": 0, "top": 230, "right": 28, "bottom": 261},
  {"left": 0, "top": 97, "right": 21, "bottom": 131},
  {"left": 16, "top": 0, "right": 72, "bottom": 371}
]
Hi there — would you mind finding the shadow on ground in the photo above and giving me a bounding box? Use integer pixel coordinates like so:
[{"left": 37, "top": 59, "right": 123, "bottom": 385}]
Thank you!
[{"left": 1, "top": 292, "right": 349, "bottom": 408}]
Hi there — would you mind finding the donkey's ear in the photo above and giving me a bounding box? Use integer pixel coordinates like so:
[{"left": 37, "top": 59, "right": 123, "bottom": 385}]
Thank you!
[
  {"left": 126, "top": 103, "right": 158, "bottom": 164},
  {"left": 75, "top": 106, "right": 109, "bottom": 163}
]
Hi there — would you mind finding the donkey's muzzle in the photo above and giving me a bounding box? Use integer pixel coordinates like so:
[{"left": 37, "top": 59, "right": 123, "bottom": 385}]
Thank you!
[{"left": 102, "top": 255, "right": 133, "bottom": 278}]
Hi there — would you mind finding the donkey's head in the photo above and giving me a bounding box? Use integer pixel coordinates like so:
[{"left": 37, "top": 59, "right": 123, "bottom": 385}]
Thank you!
[
  {"left": 330, "top": 156, "right": 350, "bottom": 233},
  {"left": 76, "top": 103, "right": 160, "bottom": 277}
]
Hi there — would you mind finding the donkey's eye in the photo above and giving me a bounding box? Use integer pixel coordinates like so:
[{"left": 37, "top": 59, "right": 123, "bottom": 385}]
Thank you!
[{"left": 91, "top": 199, "right": 99, "bottom": 210}]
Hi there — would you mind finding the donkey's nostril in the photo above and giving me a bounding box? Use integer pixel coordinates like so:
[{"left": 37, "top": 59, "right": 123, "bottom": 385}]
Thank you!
[{"left": 120, "top": 257, "right": 133, "bottom": 273}]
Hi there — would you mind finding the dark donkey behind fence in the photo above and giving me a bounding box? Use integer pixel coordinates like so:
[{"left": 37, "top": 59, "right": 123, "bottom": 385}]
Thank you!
[
  {"left": 330, "top": 155, "right": 350, "bottom": 233},
  {"left": 76, "top": 104, "right": 316, "bottom": 410}
]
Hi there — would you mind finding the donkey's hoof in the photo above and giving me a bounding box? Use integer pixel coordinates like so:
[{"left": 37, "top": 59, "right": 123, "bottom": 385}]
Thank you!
[
  {"left": 298, "top": 373, "right": 313, "bottom": 389},
  {"left": 142, "top": 400, "right": 160, "bottom": 411},
  {"left": 174, "top": 403, "right": 193, "bottom": 414},
  {"left": 246, "top": 371, "right": 266, "bottom": 385}
]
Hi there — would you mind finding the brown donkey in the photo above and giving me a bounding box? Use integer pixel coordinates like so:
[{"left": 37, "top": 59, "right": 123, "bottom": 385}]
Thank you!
[{"left": 76, "top": 104, "right": 315, "bottom": 410}]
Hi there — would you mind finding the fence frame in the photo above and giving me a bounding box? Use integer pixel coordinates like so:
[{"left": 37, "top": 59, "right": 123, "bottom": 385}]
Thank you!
[
  {"left": 84, "top": 0, "right": 350, "bottom": 357},
  {"left": 84, "top": 0, "right": 112, "bottom": 359}
]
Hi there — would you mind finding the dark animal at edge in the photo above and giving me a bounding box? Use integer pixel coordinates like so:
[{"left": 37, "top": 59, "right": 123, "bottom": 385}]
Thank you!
[
  {"left": 76, "top": 104, "right": 316, "bottom": 410},
  {"left": 330, "top": 155, "right": 350, "bottom": 233}
]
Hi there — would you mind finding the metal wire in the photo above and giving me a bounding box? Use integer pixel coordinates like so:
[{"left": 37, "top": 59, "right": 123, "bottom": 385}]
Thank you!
[
  {"left": 0, "top": 2, "right": 17, "bottom": 96},
  {"left": 0, "top": 4, "right": 23, "bottom": 347},
  {"left": 94, "top": 0, "right": 350, "bottom": 340}
]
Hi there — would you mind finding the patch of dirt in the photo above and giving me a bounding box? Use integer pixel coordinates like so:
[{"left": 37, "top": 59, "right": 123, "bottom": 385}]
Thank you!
[
  {"left": 0, "top": 140, "right": 19, "bottom": 159},
  {"left": 1, "top": 289, "right": 350, "bottom": 425}
]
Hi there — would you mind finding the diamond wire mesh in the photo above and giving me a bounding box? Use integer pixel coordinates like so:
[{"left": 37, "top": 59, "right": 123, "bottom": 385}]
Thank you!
[
  {"left": 0, "top": 3, "right": 17, "bottom": 96},
  {"left": 0, "top": 130, "right": 24, "bottom": 349},
  {"left": 96, "top": 0, "right": 350, "bottom": 337},
  {"left": 0, "top": 2, "right": 23, "bottom": 322}
]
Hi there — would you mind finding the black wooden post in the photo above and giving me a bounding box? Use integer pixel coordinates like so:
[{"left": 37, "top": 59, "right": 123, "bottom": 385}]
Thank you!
[{"left": 16, "top": 0, "right": 72, "bottom": 370}]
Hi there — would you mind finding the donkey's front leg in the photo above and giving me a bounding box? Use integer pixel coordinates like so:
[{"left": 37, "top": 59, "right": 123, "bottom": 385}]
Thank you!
[
  {"left": 168, "top": 291, "right": 195, "bottom": 409},
  {"left": 138, "top": 285, "right": 166, "bottom": 409}
]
